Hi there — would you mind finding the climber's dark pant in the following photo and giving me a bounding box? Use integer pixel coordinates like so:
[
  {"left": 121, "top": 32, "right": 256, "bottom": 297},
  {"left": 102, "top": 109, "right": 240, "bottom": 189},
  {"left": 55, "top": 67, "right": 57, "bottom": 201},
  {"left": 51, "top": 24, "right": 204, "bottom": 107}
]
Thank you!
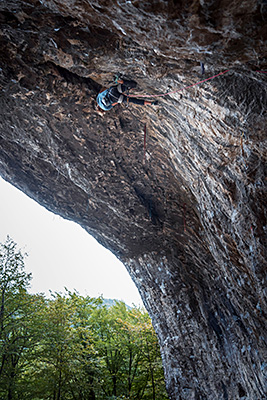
[
  {"left": 123, "top": 96, "right": 146, "bottom": 105},
  {"left": 107, "top": 81, "right": 146, "bottom": 106}
]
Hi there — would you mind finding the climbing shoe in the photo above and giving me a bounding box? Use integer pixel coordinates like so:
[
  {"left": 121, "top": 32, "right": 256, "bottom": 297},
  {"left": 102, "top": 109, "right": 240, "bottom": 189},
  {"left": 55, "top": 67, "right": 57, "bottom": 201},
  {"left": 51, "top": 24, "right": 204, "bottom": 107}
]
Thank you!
[{"left": 144, "top": 100, "right": 159, "bottom": 106}]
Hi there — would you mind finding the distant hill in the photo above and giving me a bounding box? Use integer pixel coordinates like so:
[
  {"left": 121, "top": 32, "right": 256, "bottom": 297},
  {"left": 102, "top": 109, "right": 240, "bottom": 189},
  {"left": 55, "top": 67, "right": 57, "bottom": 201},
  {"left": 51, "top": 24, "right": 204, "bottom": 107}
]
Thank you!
[{"left": 102, "top": 298, "right": 131, "bottom": 309}]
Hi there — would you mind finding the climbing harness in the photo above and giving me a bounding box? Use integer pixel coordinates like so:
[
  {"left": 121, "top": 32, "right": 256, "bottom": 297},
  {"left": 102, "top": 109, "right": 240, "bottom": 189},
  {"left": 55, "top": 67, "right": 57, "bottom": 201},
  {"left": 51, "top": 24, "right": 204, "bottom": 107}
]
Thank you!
[{"left": 97, "top": 86, "right": 124, "bottom": 110}]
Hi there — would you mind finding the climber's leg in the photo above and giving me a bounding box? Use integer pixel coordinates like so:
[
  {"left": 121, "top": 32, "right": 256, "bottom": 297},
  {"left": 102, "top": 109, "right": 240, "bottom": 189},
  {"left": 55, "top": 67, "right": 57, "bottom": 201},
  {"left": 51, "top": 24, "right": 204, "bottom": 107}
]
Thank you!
[{"left": 123, "top": 97, "right": 158, "bottom": 106}]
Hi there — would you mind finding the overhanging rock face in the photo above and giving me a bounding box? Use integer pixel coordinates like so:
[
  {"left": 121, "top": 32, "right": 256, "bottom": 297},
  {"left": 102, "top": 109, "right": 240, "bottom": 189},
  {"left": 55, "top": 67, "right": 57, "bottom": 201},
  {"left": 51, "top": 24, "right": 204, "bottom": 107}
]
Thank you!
[{"left": 0, "top": 1, "right": 266, "bottom": 399}]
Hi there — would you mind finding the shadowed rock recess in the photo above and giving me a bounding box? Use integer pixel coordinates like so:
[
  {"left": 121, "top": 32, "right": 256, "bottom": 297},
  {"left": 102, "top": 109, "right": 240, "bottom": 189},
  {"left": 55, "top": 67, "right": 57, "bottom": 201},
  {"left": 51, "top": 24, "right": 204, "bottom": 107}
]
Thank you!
[{"left": 0, "top": 1, "right": 266, "bottom": 399}]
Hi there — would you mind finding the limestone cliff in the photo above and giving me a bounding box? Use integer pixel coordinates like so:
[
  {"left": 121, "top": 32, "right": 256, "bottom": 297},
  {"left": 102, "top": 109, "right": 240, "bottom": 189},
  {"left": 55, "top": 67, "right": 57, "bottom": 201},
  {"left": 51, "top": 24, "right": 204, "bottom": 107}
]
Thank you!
[{"left": 0, "top": 1, "right": 266, "bottom": 399}]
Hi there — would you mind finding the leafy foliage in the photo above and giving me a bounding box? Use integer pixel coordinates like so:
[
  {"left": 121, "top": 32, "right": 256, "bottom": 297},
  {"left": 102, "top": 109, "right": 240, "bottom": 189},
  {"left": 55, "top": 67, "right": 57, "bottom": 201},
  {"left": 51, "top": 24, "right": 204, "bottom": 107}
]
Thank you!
[{"left": 0, "top": 237, "right": 169, "bottom": 399}]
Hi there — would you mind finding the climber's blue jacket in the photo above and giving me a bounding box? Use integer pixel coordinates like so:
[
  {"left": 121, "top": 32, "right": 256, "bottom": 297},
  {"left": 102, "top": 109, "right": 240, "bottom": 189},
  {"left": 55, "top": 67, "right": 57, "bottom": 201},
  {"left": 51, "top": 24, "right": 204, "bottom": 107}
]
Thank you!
[
  {"left": 97, "top": 89, "right": 113, "bottom": 111},
  {"left": 96, "top": 80, "right": 157, "bottom": 111}
]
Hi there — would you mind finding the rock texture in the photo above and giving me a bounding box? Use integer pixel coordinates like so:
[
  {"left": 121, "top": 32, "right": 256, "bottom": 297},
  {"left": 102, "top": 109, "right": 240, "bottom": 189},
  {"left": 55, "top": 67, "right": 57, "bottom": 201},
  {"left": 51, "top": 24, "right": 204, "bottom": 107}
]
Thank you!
[{"left": 0, "top": 1, "right": 266, "bottom": 399}]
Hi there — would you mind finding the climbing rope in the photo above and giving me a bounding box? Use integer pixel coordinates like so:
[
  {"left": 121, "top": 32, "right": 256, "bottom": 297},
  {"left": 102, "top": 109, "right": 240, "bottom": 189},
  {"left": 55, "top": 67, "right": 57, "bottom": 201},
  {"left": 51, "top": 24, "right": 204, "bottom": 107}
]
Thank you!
[
  {"left": 183, "top": 202, "right": 187, "bottom": 233},
  {"left": 128, "top": 69, "right": 230, "bottom": 99},
  {"left": 137, "top": 67, "right": 266, "bottom": 170},
  {"left": 130, "top": 67, "right": 266, "bottom": 171},
  {"left": 128, "top": 69, "right": 266, "bottom": 99}
]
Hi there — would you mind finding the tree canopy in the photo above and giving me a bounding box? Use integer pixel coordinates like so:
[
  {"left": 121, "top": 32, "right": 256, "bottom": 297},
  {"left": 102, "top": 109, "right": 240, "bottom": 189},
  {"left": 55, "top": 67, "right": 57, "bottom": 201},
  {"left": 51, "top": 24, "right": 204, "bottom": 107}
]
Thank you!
[{"left": 0, "top": 237, "right": 169, "bottom": 400}]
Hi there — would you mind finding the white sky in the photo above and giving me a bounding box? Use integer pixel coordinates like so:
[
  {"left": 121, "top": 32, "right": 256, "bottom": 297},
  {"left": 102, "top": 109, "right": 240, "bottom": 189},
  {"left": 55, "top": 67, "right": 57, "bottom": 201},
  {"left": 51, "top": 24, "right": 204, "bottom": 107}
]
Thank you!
[{"left": 0, "top": 177, "right": 143, "bottom": 307}]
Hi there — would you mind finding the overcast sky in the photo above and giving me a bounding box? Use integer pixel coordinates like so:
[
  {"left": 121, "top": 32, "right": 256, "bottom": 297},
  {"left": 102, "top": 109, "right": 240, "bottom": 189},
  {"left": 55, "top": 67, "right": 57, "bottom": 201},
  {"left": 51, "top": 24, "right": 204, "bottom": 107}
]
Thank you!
[{"left": 0, "top": 177, "right": 143, "bottom": 307}]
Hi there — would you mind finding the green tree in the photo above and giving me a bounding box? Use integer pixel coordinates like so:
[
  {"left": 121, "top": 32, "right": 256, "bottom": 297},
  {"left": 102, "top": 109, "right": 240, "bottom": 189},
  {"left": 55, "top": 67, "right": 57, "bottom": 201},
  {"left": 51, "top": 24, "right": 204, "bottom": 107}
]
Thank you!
[
  {"left": 89, "top": 301, "right": 168, "bottom": 400},
  {"left": 0, "top": 237, "right": 43, "bottom": 400},
  {"left": 115, "top": 305, "right": 168, "bottom": 400},
  {"left": 0, "top": 237, "right": 169, "bottom": 400},
  {"left": 29, "top": 291, "right": 98, "bottom": 400}
]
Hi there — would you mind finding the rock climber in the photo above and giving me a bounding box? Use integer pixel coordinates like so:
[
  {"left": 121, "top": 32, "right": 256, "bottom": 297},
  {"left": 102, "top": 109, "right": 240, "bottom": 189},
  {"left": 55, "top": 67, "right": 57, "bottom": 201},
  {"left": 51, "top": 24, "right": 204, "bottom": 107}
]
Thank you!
[{"left": 96, "top": 77, "right": 158, "bottom": 111}]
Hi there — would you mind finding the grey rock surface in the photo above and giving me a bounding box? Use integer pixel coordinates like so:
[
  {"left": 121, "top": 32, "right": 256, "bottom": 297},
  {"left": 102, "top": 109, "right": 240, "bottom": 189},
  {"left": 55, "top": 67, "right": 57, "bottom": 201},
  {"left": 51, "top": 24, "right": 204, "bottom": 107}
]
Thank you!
[{"left": 0, "top": 1, "right": 266, "bottom": 398}]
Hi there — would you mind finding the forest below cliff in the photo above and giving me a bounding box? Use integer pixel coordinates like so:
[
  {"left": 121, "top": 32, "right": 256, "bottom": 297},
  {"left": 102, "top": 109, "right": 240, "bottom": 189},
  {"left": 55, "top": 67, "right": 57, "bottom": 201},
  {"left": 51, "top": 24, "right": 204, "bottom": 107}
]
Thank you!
[{"left": 0, "top": 237, "right": 168, "bottom": 400}]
